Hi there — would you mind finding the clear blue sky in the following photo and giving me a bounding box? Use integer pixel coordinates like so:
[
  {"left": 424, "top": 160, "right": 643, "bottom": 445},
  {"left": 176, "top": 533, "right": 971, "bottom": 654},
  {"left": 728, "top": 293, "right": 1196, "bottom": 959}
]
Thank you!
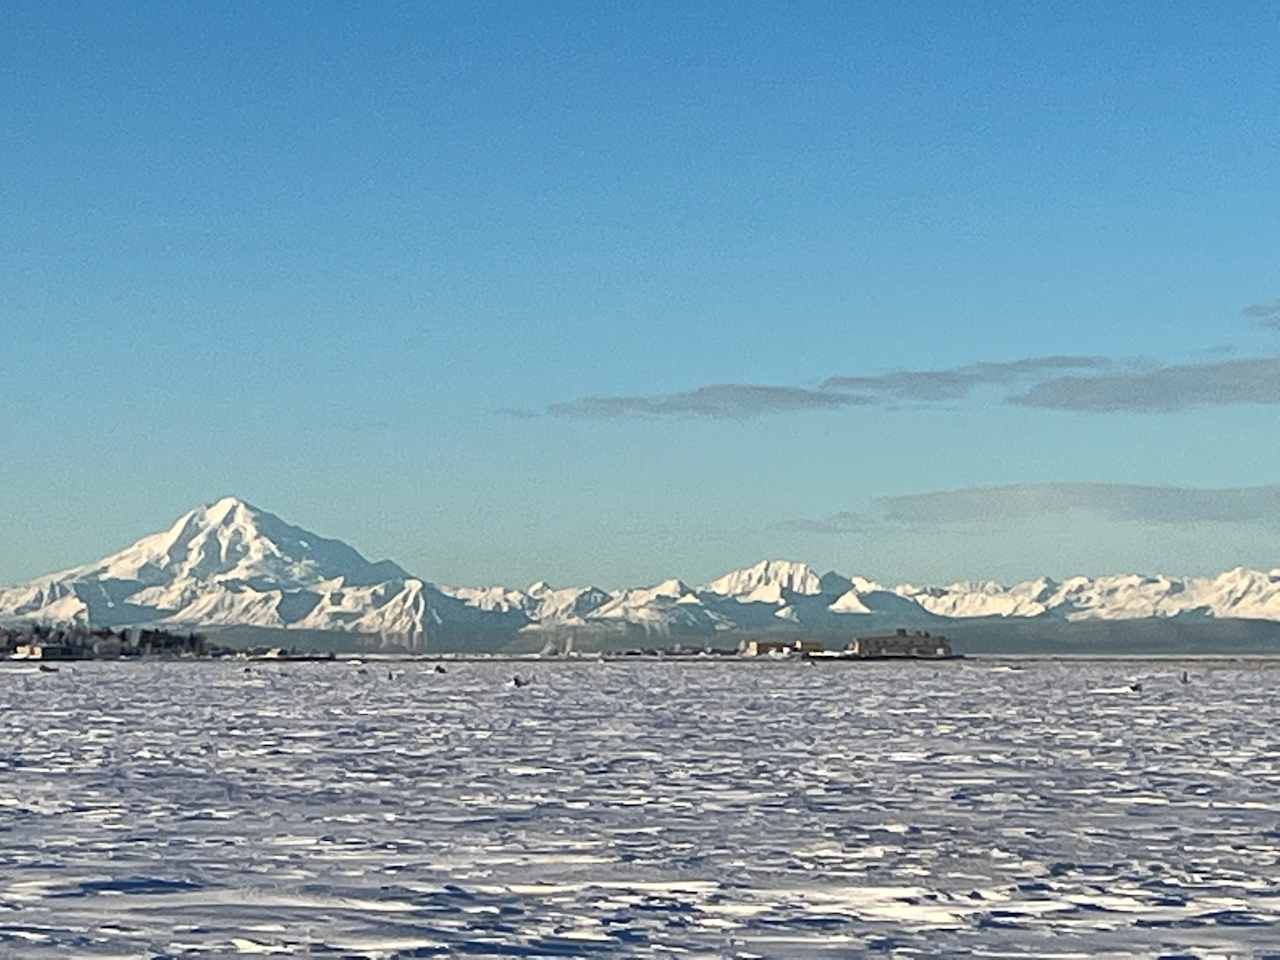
[{"left": 3, "top": 1, "right": 1279, "bottom": 588}]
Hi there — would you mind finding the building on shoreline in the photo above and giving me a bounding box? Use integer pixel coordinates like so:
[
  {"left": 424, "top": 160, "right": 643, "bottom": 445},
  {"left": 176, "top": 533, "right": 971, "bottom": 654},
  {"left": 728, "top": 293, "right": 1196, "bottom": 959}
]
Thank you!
[
  {"left": 740, "top": 638, "right": 825, "bottom": 657},
  {"left": 12, "top": 642, "right": 70, "bottom": 660},
  {"left": 738, "top": 631, "right": 953, "bottom": 659},
  {"left": 848, "top": 629, "right": 952, "bottom": 658},
  {"left": 3, "top": 625, "right": 209, "bottom": 660}
]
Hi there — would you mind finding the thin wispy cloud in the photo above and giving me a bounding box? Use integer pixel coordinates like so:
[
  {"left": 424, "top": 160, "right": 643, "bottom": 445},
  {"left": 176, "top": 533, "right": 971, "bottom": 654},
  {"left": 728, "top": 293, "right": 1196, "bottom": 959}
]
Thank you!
[
  {"left": 1009, "top": 357, "right": 1280, "bottom": 412},
  {"left": 527, "top": 310, "right": 1278, "bottom": 421},
  {"left": 821, "top": 355, "right": 1111, "bottom": 401},
  {"left": 494, "top": 407, "right": 542, "bottom": 419},
  {"left": 772, "top": 511, "right": 865, "bottom": 535},
  {"left": 529, "top": 356, "right": 1111, "bottom": 421},
  {"left": 775, "top": 482, "right": 1280, "bottom": 536},
  {"left": 546, "top": 384, "right": 871, "bottom": 420},
  {"left": 878, "top": 482, "right": 1280, "bottom": 526},
  {"left": 1243, "top": 299, "right": 1280, "bottom": 329}
]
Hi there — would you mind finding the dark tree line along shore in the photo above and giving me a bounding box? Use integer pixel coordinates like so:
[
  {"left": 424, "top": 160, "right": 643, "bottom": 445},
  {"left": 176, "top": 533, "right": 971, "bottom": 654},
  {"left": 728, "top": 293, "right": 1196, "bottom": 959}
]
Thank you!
[{"left": 1, "top": 624, "right": 211, "bottom": 660}]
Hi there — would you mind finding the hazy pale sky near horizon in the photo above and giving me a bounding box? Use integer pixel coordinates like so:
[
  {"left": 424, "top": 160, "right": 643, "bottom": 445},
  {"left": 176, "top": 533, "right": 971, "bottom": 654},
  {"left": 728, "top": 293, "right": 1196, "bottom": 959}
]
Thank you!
[{"left": 4, "top": 1, "right": 1280, "bottom": 588}]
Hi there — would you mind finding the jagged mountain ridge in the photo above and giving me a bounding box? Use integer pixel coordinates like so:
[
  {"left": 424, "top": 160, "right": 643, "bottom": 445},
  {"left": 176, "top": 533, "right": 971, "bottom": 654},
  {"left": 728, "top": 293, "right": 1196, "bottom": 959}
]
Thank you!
[{"left": 3, "top": 498, "right": 1280, "bottom": 650}]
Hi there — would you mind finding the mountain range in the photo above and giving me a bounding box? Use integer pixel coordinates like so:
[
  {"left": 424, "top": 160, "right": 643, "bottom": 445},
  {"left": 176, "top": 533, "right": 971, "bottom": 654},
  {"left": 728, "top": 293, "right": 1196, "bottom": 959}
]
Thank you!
[{"left": 3, "top": 496, "right": 1280, "bottom": 652}]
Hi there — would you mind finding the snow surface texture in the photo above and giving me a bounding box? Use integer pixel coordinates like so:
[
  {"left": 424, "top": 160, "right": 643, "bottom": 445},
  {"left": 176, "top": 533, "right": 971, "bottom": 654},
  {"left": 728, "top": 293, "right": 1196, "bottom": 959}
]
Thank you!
[
  {"left": 2, "top": 660, "right": 1279, "bottom": 957},
  {"left": 4, "top": 498, "right": 1280, "bottom": 648}
]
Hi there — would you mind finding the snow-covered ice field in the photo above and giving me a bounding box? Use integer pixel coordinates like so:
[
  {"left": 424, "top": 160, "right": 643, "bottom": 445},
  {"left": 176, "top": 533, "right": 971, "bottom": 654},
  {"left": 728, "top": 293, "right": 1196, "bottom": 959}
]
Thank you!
[{"left": 2, "top": 660, "right": 1279, "bottom": 958}]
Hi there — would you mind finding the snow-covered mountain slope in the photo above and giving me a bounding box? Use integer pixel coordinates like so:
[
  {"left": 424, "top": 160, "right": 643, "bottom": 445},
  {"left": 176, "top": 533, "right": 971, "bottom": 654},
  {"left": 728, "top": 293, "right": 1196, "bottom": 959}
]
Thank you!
[
  {"left": 895, "top": 578, "right": 1056, "bottom": 619},
  {"left": 0, "top": 498, "right": 448, "bottom": 642},
  {"left": 704, "top": 560, "right": 824, "bottom": 599},
  {"left": 898, "top": 568, "right": 1280, "bottom": 623},
  {"left": 60, "top": 496, "right": 406, "bottom": 591},
  {"left": 3, "top": 497, "right": 1280, "bottom": 648}
]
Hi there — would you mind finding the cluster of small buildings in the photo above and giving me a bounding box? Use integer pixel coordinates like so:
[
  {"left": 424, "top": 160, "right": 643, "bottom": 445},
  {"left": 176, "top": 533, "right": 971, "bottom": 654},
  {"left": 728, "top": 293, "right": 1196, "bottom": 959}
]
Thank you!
[
  {"left": 3, "top": 625, "right": 209, "bottom": 660},
  {"left": 740, "top": 629, "right": 953, "bottom": 659}
]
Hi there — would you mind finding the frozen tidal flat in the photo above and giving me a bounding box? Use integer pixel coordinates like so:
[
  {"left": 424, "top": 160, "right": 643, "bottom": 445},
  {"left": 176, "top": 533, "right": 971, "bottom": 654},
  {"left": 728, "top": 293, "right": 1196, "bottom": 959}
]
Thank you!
[{"left": 2, "top": 661, "right": 1279, "bottom": 959}]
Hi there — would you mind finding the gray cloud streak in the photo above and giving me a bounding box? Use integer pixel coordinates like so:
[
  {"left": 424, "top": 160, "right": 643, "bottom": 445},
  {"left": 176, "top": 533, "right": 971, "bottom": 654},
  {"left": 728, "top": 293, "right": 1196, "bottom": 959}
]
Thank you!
[
  {"left": 877, "top": 482, "right": 1280, "bottom": 526},
  {"left": 531, "top": 340, "right": 1280, "bottom": 421},
  {"left": 1010, "top": 357, "right": 1280, "bottom": 412},
  {"left": 546, "top": 384, "right": 872, "bottom": 420},
  {"left": 1243, "top": 299, "right": 1280, "bottom": 329},
  {"left": 772, "top": 511, "right": 865, "bottom": 535},
  {"left": 822, "top": 355, "right": 1111, "bottom": 401},
  {"left": 536, "top": 355, "right": 1113, "bottom": 421}
]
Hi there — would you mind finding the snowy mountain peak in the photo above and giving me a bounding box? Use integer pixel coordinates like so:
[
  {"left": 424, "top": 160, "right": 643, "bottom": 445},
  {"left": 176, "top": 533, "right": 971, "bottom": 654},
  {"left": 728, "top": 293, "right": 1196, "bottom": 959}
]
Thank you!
[
  {"left": 651, "top": 578, "right": 692, "bottom": 598},
  {"left": 204, "top": 495, "right": 258, "bottom": 523},
  {"left": 704, "top": 560, "right": 823, "bottom": 598},
  {"left": 112, "top": 497, "right": 401, "bottom": 589}
]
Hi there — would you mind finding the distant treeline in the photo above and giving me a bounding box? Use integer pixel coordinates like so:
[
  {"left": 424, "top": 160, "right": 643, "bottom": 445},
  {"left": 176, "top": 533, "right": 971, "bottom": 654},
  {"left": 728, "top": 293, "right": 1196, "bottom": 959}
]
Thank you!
[
  {"left": 9, "top": 616, "right": 1280, "bottom": 659},
  {"left": 0, "top": 623, "right": 211, "bottom": 659}
]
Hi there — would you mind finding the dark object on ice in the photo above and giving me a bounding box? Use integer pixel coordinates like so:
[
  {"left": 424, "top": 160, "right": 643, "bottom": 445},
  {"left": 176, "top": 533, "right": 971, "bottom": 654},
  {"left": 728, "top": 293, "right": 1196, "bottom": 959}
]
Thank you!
[
  {"left": 434, "top": 664, "right": 447, "bottom": 674},
  {"left": 1129, "top": 682, "right": 1143, "bottom": 692},
  {"left": 243, "top": 667, "right": 252, "bottom": 674},
  {"left": 37, "top": 663, "right": 58, "bottom": 673},
  {"left": 1181, "top": 670, "right": 1190, "bottom": 684},
  {"left": 511, "top": 675, "right": 531, "bottom": 688}
]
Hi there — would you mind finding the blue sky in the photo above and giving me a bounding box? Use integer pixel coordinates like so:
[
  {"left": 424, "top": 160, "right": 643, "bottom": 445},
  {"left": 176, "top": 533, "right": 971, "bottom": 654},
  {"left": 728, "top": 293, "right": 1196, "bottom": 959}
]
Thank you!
[{"left": 3, "top": 1, "right": 1279, "bottom": 588}]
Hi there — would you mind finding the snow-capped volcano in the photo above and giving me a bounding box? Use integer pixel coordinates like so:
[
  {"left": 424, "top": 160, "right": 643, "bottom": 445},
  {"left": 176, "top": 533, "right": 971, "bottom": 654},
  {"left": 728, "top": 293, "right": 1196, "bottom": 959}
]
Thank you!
[
  {"left": 3, "top": 497, "right": 1280, "bottom": 650},
  {"left": 64, "top": 496, "right": 406, "bottom": 590},
  {"left": 0, "top": 498, "right": 421, "bottom": 636}
]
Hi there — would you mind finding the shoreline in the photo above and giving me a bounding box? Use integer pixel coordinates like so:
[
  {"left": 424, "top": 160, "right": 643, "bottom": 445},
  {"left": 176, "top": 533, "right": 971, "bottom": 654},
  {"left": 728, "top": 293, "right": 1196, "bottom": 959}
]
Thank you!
[{"left": 8, "top": 652, "right": 1280, "bottom": 667}]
